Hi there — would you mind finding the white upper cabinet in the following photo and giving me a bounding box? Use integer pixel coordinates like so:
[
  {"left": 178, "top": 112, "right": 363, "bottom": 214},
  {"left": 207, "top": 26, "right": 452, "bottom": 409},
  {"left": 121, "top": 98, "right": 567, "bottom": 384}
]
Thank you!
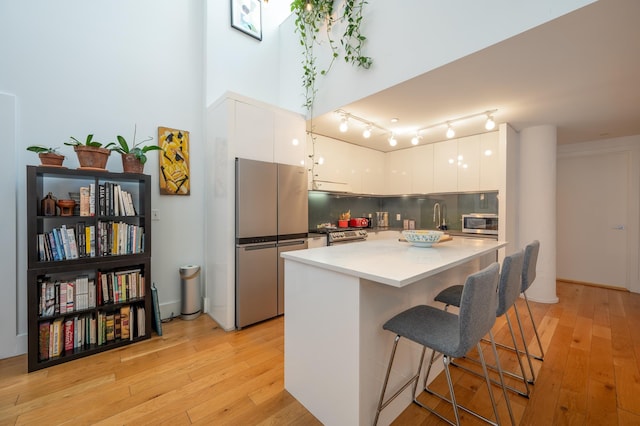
[
  {"left": 232, "top": 98, "right": 306, "bottom": 166},
  {"left": 234, "top": 101, "right": 274, "bottom": 162},
  {"left": 479, "top": 131, "right": 499, "bottom": 190},
  {"left": 433, "top": 139, "right": 459, "bottom": 193},
  {"left": 457, "top": 135, "right": 481, "bottom": 192},
  {"left": 307, "top": 130, "right": 499, "bottom": 194},
  {"left": 410, "top": 143, "right": 434, "bottom": 194},
  {"left": 385, "top": 149, "right": 413, "bottom": 194},
  {"left": 360, "top": 148, "right": 385, "bottom": 194},
  {"left": 274, "top": 109, "right": 306, "bottom": 166}
]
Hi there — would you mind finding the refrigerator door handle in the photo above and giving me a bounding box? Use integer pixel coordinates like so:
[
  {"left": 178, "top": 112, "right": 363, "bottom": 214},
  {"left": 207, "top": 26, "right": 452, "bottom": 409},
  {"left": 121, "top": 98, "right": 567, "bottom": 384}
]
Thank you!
[
  {"left": 277, "top": 240, "right": 307, "bottom": 248},
  {"left": 238, "top": 242, "right": 277, "bottom": 250}
]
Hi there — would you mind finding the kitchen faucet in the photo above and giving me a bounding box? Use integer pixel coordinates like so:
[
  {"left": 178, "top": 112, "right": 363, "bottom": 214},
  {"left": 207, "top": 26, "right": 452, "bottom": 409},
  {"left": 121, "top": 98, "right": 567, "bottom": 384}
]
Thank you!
[{"left": 433, "top": 203, "right": 441, "bottom": 230}]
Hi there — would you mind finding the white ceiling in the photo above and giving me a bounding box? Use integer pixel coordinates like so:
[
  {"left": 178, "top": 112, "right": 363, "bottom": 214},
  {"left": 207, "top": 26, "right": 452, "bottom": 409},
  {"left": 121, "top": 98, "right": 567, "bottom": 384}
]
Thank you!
[{"left": 309, "top": 0, "right": 640, "bottom": 152}]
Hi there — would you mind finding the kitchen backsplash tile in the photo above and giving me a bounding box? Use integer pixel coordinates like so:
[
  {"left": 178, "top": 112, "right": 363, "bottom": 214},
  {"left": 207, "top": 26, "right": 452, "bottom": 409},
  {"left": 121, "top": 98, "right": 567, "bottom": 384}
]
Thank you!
[{"left": 308, "top": 191, "right": 498, "bottom": 231}]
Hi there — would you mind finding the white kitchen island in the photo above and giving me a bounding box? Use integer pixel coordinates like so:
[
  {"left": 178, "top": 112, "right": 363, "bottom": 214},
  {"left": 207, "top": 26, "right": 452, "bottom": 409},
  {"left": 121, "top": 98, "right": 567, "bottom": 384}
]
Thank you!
[{"left": 281, "top": 237, "right": 507, "bottom": 426}]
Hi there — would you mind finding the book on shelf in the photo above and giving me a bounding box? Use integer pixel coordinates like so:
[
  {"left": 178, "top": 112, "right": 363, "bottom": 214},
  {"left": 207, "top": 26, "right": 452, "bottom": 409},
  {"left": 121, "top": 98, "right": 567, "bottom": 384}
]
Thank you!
[
  {"left": 59, "top": 281, "right": 67, "bottom": 314},
  {"left": 114, "top": 312, "right": 121, "bottom": 340},
  {"left": 137, "top": 306, "right": 145, "bottom": 337},
  {"left": 64, "top": 318, "right": 74, "bottom": 353},
  {"left": 50, "top": 318, "right": 63, "bottom": 358},
  {"left": 79, "top": 186, "right": 90, "bottom": 216},
  {"left": 105, "top": 313, "right": 115, "bottom": 342},
  {"left": 66, "top": 227, "right": 79, "bottom": 259},
  {"left": 98, "top": 184, "right": 105, "bottom": 216},
  {"left": 89, "top": 183, "right": 96, "bottom": 216},
  {"left": 75, "top": 222, "right": 85, "bottom": 258},
  {"left": 120, "top": 305, "right": 131, "bottom": 340},
  {"left": 88, "top": 278, "right": 96, "bottom": 308},
  {"left": 39, "top": 321, "right": 50, "bottom": 361}
]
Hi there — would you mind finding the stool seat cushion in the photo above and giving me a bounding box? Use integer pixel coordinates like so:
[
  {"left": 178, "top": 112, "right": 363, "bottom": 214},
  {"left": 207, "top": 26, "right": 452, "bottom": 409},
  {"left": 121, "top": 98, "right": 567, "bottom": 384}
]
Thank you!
[
  {"left": 434, "top": 285, "right": 463, "bottom": 307},
  {"left": 384, "top": 305, "right": 462, "bottom": 356}
]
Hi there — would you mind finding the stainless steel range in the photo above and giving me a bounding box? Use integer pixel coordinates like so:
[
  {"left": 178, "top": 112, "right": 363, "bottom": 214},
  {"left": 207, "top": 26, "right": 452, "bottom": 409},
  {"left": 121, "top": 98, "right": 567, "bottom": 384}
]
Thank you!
[{"left": 319, "top": 228, "right": 368, "bottom": 245}]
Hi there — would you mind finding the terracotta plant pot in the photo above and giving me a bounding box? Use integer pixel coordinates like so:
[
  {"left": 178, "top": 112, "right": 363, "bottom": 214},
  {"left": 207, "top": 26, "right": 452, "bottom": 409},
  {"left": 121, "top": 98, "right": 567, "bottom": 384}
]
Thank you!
[
  {"left": 38, "top": 152, "right": 65, "bottom": 167},
  {"left": 121, "top": 153, "right": 144, "bottom": 173},
  {"left": 74, "top": 145, "right": 111, "bottom": 170}
]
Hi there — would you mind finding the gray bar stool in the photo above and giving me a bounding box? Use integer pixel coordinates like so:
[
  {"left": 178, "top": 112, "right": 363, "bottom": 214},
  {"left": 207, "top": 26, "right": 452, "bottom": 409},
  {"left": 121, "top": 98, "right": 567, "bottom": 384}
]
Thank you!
[
  {"left": 433, "top": 250, "right": 531, "bottom": 399},
  {"left": 521, "top": 240, "right": 544, "bottom": 361},
  {"left": 373, "top": 263, "right": 509, "bottom": 426},
  {"left": 483, "top": 240, "right": 543, "bottom": 383}
]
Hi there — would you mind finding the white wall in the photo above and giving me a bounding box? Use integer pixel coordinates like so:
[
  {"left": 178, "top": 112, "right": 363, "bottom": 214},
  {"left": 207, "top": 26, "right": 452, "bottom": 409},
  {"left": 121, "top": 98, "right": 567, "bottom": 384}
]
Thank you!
[
  {"left": 277, "top": 0, "right": 596, "bottom": 116},
  {"left": 0, "top": 0, "right": 205, "bottom": 357},
  {"left": 0, "top": 94, "right": 18, "bottom": 359},
  {"left": 205, "top": 0, "right": 293, "bottom": 107}
]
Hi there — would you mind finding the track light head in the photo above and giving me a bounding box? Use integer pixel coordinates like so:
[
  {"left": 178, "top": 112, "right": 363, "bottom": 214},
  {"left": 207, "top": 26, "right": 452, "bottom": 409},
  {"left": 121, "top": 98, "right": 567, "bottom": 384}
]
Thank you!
[
  {"left": 411, "top": 133, "right": 421, "bottom": 145},
  {"left": 485, "top": 114, "right": 496, "bottom": 131},
  {"left": 339, "top": 117, "right": 348, "bottom": 132},
  {"left": 388, "top": 134, "right": 397, "bottom": 147},
  {"left": 446, "top": 124, "right": 455, "bottom": 139},
  {"left": 363, "top": 126, "right": 371, "bottom": 138}
]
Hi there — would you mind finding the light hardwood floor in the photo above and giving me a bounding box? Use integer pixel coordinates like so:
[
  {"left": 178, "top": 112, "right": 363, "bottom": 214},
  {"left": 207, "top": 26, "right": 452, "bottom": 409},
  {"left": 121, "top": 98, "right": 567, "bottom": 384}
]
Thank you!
[{"left": 2, "top": 281, "right": 640, "bottom": 425}]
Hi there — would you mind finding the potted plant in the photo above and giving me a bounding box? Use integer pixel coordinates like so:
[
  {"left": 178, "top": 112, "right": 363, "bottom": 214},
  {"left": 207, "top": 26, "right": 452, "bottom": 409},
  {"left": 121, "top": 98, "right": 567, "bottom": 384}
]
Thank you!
[
  {"left": 26, "top": 145, "right": 65, "bottom": 167},
  {"left": 112, "top": 126, "right": 163, "bottom": 173},
  {"left": 64, "top": 134, "right": 112, "bottom": 170}
]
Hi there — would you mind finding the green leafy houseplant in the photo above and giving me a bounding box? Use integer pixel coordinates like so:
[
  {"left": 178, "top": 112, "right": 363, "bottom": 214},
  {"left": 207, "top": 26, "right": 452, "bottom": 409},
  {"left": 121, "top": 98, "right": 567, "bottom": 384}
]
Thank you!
[
  {"left": 27, "top": 145, "right": 65, "bottom": 167},
  {"left": 64, "top": 134, "right": 112, "bottom": 170},
  {"left": 112, "top": 126, "right": 163, "bottom": 173},
  {"left": 113, "top": 133, "right": 162, "bottom": 165},
  {"left": 26, "top": 145, "right": 62, "bottom": 154},
  {"left": 290, "top": 0, "right": 372, "bottom": 113},
  {"left": 64, "top": 134, "right": 106, "bottom": 148}
]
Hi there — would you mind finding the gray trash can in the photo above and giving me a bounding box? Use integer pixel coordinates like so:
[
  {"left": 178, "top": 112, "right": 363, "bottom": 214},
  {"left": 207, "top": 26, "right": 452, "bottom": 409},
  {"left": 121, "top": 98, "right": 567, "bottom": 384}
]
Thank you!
[{"left": 180, "top": 264, "right": 201, "bottom": 320}]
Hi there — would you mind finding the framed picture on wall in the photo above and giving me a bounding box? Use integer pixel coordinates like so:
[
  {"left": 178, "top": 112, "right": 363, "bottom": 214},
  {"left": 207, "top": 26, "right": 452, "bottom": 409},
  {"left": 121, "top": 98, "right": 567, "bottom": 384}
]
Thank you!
[{"left": 230, "top": 0, "right": 262, "bottom": 41}]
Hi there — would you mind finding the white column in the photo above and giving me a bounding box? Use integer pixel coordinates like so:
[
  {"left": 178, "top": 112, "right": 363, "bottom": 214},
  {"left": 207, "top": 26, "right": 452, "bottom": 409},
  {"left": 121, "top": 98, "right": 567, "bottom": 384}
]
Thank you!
[{"left": 518, "top": 125, "right": 558, "bottom": 303}]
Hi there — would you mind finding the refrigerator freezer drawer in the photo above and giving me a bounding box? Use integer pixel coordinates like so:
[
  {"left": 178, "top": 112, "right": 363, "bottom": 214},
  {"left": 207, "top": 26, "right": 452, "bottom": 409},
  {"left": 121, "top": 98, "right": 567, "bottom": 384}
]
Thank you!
[{"left": 236, "top": 243, "right": 278, "bottom": 328}]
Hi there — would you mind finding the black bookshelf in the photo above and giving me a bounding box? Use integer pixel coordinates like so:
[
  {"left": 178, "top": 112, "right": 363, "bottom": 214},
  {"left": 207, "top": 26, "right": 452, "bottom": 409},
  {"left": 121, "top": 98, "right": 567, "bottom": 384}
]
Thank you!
[{"left": 26, "top": 165, "right": 152, "bottom": 372}]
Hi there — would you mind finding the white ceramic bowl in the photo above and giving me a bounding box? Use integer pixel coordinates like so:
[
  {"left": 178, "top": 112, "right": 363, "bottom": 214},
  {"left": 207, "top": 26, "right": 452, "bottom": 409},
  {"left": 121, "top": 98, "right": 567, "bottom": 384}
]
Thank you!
[{"left": 402, "top": 230, "right": 444, "bottom": 247}]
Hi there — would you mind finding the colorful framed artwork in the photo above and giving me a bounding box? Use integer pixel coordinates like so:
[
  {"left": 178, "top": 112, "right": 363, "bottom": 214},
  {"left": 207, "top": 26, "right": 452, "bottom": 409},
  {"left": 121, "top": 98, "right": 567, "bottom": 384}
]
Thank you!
[
  {"left": 230, "top": 0, "right": 262, "bottom": 41},
  {"left": 158, "top": 127, "right": 190, "bottom": 195}
]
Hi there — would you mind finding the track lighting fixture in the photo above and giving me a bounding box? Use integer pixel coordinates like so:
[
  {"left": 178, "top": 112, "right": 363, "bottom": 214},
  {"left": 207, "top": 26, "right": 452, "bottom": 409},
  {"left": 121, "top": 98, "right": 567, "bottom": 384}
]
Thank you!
[
  {"left": 332, "top": 108, "right": 498, "bottom": 147},
  {"left": 485, "top": 114, "right": 496, "bottom": 131},
  {"left": 305, "top": 0, "right": 312, "bottom": 12},
  {"left": 411, "top": 133, "right": 421, "bottom": 145},
  {"left": 446, "top": 124, "right": 455, "bottom": 139},
  {"left": 339, "top": 116, "right": 349, "bottom": 132}
]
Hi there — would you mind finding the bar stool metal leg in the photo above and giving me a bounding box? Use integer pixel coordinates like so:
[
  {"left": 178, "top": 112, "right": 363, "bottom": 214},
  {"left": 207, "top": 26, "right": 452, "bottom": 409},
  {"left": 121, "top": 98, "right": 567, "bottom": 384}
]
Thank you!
[{"left": 374, "top": 336, "right": 427, "bottom": 426}]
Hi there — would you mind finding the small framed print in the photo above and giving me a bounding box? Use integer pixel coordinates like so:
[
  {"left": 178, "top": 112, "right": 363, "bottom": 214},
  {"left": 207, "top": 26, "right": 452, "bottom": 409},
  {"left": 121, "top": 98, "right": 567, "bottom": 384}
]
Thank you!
[{"left": 230, "top": 0, "right": 262, "bottom": 41}]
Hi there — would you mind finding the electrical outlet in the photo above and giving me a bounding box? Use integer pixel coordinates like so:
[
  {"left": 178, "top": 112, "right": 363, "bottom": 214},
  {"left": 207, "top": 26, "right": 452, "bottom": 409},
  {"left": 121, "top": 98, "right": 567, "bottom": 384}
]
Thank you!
[
  {"left": 396, "top": 213, "right": 401, "bottom": 221},
  {"left": 152, "top": 209, "right": 160, "bottom": 221}
]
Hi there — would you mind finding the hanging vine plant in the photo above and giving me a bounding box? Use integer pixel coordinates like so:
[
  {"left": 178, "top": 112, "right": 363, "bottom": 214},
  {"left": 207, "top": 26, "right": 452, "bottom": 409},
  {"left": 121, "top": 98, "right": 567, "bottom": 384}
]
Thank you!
[{"left": 290, "top": 0, "right": 373, "bottom": 114}]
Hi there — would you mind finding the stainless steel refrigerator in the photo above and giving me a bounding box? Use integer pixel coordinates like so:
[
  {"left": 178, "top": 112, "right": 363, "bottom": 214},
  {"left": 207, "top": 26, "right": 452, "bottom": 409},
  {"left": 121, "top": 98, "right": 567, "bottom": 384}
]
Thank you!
[{"left": 235, "top": 158, "right": 308, "bottom": 328}]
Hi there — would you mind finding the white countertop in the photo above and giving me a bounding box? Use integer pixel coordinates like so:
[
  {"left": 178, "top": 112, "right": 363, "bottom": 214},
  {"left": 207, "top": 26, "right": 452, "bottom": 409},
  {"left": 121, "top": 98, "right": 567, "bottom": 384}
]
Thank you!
[{"left": 282, "top": 237, "right": 507, "bottom": 287}]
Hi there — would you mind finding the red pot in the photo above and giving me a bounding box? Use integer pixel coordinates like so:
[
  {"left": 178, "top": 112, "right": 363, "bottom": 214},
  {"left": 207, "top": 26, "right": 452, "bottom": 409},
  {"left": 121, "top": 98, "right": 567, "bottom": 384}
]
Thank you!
[{"left": 349, "top": 218, "right": 369, "bottom": 228}]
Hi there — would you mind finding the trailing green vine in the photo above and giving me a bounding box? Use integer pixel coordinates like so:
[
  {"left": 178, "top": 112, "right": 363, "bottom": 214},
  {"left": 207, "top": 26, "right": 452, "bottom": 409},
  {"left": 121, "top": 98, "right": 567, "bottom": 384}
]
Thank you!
[{"left": 290, "top": 0, "right": 373, "bottom": 113}]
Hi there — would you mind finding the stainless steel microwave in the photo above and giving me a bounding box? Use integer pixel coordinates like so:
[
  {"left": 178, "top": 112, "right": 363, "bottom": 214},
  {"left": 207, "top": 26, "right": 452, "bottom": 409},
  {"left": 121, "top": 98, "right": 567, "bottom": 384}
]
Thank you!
[{"left": 462, "top": 214, "right": 498, "bottom": 235}]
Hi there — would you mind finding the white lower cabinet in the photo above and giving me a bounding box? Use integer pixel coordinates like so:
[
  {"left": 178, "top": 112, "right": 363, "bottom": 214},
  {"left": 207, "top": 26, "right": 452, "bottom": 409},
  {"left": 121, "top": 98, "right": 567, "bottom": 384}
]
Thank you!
[{"left": 308, "top": 235, "right": 327, "bottom": 248}]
